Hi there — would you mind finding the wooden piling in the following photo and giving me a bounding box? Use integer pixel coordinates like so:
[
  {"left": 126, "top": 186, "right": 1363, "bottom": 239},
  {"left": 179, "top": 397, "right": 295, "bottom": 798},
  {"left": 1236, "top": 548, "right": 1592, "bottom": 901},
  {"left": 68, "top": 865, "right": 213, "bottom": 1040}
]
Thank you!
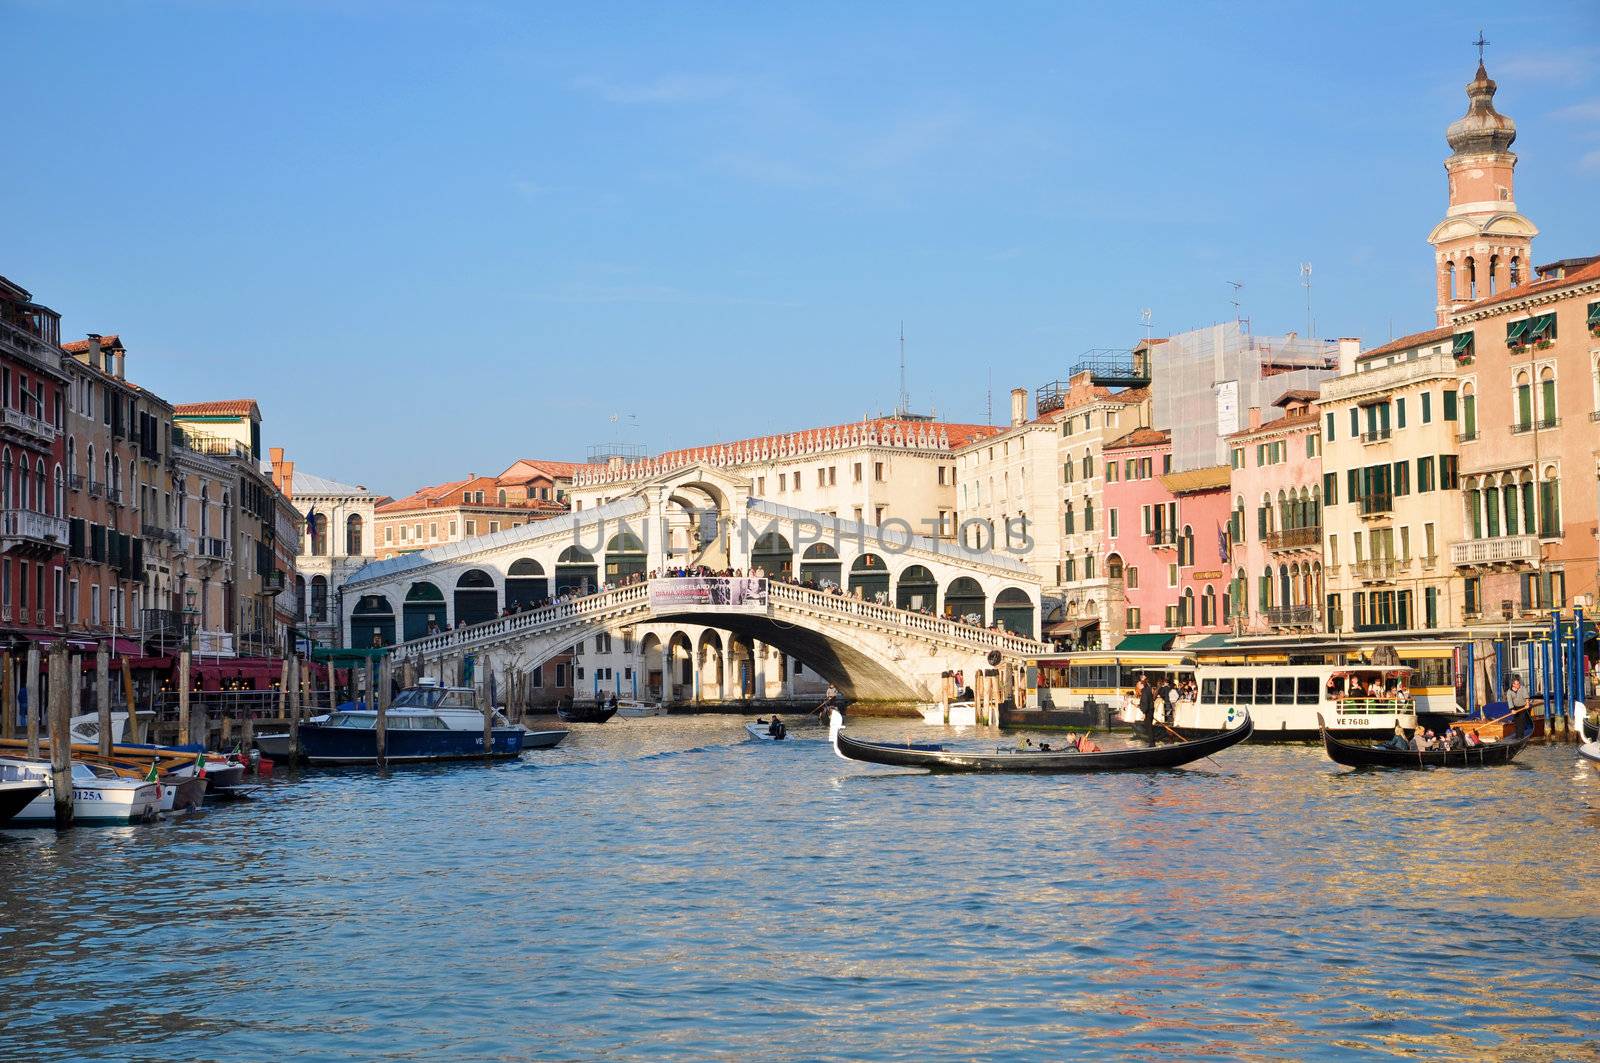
[
  {"left": 479, "top": 678, "right": 494, "bottom": 761},
  {"left": 375, "top": 655, "right": 390, "bottom": 767},
  {"left": 288, "top": 654, "right": 302, "bottom": 762},
  {"left": 48, "top": 644, "right": 73, "bottom": 827},
  {"left": 25, "top": 642, "right": 41, "bottom": 761},
  {"left": 2, "top": 651, "right": 13, "bottom": 741},
  {"left": 96, "top": 643, "right": 112, "bottom": 759},
  {"left": 120, "top": 659, "right": 138, "bottom": 742},
  {"left": 178, "top": 647, "right": 192, "bottom": 747}
]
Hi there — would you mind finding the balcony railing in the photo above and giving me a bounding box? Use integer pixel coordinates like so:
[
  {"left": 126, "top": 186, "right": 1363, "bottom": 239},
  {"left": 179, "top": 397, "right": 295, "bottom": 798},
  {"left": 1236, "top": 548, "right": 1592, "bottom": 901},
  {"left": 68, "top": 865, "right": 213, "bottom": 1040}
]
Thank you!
[
  {"left": 1146, "top": 531, "right": 1179, "bottom": 549},
  {"left": 1450, "top": 535, "right": 1540, "bottom": 567},
  {"left": 1321, "top": 351, "right": 1456, "bottom": 403},
  {"left": 1, "top": 507, "right": 69, "bottom": 548},
  {"left": 1, "top": 407, "right": 58, "bottom": 444},
  {"left": 1266, "top": 605, "right": 1319, "bottom": 628},
  {"left": 104, "top": 486, "right": 122, "bottom": 505},
  {"left": 67, "top": 473, "right": 84, "bottom": 491},
  {"left": 87, "top": 480, "right": 103, "bottom": 498},
  {"left": 1512, "top": 419, "right": 1561, "bottom": 434},
  {"left": 196, "top": 536, "right": 230, "bottom": 560},
  {"left": 0, "top": 317, "right": 65, "bottom": 374},
  {"left": 1265, "top": 526, "right": 1321, "bottom": 551},
  {"left": 1353, "top": 557, "right": 1407, "bottom": 582},
  {"left": 1358, "top": 493, "right": 1393, "bottom": 516},
  {"left": 1360, "top": 427, "right": 1392, "bottom": 444}
]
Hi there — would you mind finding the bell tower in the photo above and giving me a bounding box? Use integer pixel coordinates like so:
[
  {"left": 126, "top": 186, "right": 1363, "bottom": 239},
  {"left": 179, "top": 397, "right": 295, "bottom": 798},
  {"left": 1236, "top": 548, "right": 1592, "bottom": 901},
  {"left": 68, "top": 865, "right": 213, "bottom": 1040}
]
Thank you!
[{"left": 1426, "top": 40, "right": 1538, "bottom": 324}]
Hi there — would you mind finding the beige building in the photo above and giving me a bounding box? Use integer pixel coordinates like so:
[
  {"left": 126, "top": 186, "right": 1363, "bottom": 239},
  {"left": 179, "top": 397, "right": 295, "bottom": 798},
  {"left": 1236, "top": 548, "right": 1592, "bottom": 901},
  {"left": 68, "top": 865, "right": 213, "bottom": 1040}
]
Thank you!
[
  {"left": 1318, "top": 331, "right": 1464, "bottom": 635},
  {"left": 267, "top": 449, "right": 385, "bottom": 648},
  {"left": 373, "top": 470, "right": 569, "bottom": 561}
]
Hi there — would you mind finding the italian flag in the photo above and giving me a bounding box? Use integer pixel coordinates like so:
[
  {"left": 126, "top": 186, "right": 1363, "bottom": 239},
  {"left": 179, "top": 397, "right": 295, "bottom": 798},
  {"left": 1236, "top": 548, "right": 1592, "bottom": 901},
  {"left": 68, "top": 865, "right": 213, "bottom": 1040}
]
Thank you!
[{"left": 145, "top": 760, "right": 159, "bottom": 782}]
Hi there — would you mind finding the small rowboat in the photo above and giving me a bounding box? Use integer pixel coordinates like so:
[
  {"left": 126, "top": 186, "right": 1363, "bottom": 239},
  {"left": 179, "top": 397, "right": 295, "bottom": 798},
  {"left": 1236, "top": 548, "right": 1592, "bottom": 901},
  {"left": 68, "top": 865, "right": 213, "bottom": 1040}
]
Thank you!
[
  {"left": 1318, "top": 713, "right": 1531, "bottom": 769},
  {"left": 557, "top": 702, "right": 617, "bottom": 724},
  {"left": 828, "top": 710, "right": 1251, "bottom": 773}
]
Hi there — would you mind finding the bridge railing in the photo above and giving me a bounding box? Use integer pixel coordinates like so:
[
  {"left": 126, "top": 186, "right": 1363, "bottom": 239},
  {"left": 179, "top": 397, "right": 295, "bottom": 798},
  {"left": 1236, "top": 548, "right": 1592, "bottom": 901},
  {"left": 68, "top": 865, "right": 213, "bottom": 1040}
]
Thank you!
[
  {"left": 398, "top": 583, "right": 650, "bottom": 657},
  {"left": 768, "top": 582, "right": 1050, "bottom": 656}
]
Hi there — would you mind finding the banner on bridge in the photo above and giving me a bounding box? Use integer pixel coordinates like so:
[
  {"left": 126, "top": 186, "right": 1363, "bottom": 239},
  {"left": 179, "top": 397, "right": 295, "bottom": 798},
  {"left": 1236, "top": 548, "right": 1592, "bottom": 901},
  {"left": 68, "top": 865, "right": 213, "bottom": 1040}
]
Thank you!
[{"left": 648, "top": 577, "right": 769, "bottom": 612}]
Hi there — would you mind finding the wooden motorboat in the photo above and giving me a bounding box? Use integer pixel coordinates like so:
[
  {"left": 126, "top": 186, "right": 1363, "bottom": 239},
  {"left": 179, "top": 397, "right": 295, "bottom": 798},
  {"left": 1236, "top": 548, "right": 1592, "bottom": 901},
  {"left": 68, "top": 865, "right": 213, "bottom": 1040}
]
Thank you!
[
  {"left": 0, "top": 758, "right": 163, "bottom": 825},
  {"left": 828, "top": 710, "right": 1251, "bottom": 773},
  {"left": 1318, "top": 714, "right": 1531, "bottom": 769}
]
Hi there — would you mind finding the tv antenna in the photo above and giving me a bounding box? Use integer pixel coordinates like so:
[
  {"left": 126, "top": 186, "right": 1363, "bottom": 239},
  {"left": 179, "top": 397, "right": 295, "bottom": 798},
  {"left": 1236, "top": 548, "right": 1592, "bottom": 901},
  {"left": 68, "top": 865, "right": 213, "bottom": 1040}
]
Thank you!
[
  {"left": 1227, "top": 281, "right": 1249, "bottom": 330},
  {"left": 895, "top": 322, "right": 910, "bottom": 417},
  {"left": 1139, "top": 307, "right": 1154, "bottom": 348},
  {"left": 1300, "top": 262, "right": 1314, "bottom": 339}
]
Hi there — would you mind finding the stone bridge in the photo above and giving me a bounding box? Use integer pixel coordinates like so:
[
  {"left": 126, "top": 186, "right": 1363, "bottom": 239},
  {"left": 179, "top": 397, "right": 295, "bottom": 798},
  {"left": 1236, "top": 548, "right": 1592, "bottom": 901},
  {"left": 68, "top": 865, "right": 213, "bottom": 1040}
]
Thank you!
[{"left": 339, "top": 463, "right": 1048, "bottom": 700}]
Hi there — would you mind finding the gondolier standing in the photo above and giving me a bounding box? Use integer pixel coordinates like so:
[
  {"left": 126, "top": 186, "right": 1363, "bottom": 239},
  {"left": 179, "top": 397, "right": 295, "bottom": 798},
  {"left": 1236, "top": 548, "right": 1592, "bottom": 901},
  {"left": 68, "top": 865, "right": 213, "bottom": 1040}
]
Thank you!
[{"left": 1137, "top": 675, "right": 1157, "bottom": 745}]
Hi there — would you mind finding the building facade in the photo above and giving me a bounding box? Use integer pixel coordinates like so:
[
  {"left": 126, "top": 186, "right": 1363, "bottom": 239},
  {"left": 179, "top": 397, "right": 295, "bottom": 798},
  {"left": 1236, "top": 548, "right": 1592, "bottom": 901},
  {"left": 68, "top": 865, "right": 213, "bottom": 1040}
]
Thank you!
[
  {"left": 270, "top": 449, "right": 386, "bottom": 648},
  {"left": 1225, "top": 392, "right": 1325, "bottom": 636},
  {"left": 374, "top": 472, "right": 568, "bottom": 561},
  {"left": 0, "top": 275, "right": 68, "bottom": 640}
]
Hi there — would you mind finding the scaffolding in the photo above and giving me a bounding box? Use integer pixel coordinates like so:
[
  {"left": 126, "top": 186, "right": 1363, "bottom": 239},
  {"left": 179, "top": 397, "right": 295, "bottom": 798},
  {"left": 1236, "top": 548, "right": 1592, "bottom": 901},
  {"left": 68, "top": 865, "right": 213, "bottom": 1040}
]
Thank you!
[{"left": 1151, "top": 322, "right": 1337, "bottom": 472}]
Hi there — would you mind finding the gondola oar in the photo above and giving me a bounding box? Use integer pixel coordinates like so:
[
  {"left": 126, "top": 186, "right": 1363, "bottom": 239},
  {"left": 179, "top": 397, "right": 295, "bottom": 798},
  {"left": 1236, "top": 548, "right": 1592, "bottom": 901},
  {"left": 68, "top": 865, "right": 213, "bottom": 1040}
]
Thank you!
[{"left": 1151, "top": 716, "right": 1222, "bottom": 769}]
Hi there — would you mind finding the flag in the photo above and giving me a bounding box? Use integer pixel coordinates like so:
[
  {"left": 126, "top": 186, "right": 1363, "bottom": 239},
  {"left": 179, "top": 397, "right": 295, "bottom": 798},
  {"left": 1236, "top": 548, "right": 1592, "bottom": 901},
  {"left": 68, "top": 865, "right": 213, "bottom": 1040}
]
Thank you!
[
  {"left": 1217, "top": 522, "right": 1230, "bottom": 564},
  {"left": 145, "top": 759, "right": 159, "bottom": 782},
  {"left": 196, "top": 752, "right": 207, "bottom": 777}
]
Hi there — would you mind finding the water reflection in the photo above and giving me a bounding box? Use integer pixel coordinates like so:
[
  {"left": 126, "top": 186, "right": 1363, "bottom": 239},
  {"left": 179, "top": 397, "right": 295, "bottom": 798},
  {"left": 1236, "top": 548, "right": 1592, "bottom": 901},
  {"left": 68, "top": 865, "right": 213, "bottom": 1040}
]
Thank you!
[{"left": 2, "top": 714, "right": 1598, "bottom": 1061}]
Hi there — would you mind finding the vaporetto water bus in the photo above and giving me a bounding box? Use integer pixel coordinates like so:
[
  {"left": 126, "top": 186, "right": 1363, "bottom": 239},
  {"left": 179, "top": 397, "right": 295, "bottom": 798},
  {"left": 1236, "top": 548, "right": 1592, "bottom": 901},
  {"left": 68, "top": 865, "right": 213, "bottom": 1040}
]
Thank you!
[{"left": 1118, "top": 663, "right": 1415, "bottom": 741}]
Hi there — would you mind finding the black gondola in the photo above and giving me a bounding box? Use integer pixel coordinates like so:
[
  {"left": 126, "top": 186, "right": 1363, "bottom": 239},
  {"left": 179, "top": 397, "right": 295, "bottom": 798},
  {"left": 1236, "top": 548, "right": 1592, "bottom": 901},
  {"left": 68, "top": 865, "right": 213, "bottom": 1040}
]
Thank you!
[
  {"left": 827, "top": 710, "right": 1252, "bottom": 773},
  {"left": 1317, "top": 713, "right": 1531, "bottom": 769},
  {"left": 557, "top": 701, "right": 617, "bottom": 724}
]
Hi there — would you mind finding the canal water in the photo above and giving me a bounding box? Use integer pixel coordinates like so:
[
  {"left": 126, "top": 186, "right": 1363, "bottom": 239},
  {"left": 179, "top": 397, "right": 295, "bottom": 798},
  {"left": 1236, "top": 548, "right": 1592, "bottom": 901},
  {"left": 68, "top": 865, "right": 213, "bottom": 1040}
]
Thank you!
[{"left": 3, "top": 715, "right": 1599, "bottom": 1061}]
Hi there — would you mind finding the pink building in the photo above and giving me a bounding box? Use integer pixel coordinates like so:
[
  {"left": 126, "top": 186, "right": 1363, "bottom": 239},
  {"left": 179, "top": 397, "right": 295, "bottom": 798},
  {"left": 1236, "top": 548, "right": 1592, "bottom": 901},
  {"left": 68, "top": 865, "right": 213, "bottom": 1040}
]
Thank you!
[
  {"left": 1225, "top": 391, "right": 1325, "bottom": 635},
  {"left": 1102, "top": 429, "right": 1231, "bottom": 643}
]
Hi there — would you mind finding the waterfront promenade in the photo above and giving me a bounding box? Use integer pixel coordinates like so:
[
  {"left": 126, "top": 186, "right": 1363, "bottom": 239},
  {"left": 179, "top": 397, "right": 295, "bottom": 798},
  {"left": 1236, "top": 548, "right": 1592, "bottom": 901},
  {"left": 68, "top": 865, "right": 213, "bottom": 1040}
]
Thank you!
[{"left": 3, "top": 716, "right": 1599, "bottom": 1061}]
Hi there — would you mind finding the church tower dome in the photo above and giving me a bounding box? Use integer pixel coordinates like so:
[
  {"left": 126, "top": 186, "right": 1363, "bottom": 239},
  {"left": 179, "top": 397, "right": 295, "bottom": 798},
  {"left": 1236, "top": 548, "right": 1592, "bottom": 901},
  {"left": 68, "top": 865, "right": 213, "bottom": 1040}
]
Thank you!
[{"left": 1426, "top": 45, "right": 1537, "bottom": 325}]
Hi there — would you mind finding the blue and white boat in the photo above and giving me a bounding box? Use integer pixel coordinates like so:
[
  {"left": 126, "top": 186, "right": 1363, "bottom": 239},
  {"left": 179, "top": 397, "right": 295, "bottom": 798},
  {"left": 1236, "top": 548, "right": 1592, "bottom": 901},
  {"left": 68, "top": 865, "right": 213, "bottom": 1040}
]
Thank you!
[{"left": 298, "top": 681, "right": 527, "bottom": 765}]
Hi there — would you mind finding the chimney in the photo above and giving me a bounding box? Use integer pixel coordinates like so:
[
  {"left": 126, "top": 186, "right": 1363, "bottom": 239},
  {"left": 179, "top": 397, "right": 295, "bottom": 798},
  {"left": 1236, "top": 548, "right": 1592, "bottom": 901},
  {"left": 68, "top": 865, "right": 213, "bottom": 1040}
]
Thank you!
[
  {"left": 1337, "top": 337, "right": 1361, "bottom": 376},
  {"left": 1009, "top": 387, "right": 1028, "bottom": 427},
  {"left": 113, "top": 345, "right": 125, "bottom": 379},
  {"left": 1247, "top": 406, "right": 1262, "bottom": 431},
  {"left": 86, "top": 334, "right": 103, "bottom": 372},
  {"left": 281, "top": 460, "right": 295, "bottom": 500},
  {"left": 268, "top": 447, "right": 285, "bottom": 491}
]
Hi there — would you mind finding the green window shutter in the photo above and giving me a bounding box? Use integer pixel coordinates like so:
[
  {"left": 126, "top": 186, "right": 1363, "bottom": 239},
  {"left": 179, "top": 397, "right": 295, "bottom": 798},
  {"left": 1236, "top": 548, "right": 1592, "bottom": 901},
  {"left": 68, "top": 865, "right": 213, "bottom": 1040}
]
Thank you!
[
  {"left": 1486, "top": 493, "right": 1500, "bottom": 537},
  {"left": 1421, "top": 392, "right": 1432, "bottom": 423},
  {"left": 1463, "top": 395, "right": 1476, "bottom": 436},
  {"left": 1540, "top": 480, "right": 1560, "bottom": 536},
  {"left": 1257, "top": 507, "right": 1268, "bottom": 539},
  {"left": 1395, "top": 397, "right": 1406, "bottom": 428},
  {"left": 1347, "top": 468, "right": 1358, "bottom": 500},
  {"left": 1325, "top": 411, "right": 1335, "bottom": 441},
  {"left": 1349, "top": 408, "right": 1359, "bottom": 436},
  {"left": 1322, "top": 471, "right": 1336, "bottom": 505},
  {"left": 1521, "top": 482, "right": 1536, "bottom": 532},
  {"left": 1418, "top": 456, "right": 1434, "bottom": 493},
  {"left": 1442, "top": 390, "right": 1458, "bottom": 421},
  {"left": 1516, "top": 385, "right": 1532, "bottom": 427},
  {"left": 1540, "top": 380, "right": 1556, "bottom": 426},
  {"left": 1502, "top": 486, "right": 1518, "bottom": 535}
]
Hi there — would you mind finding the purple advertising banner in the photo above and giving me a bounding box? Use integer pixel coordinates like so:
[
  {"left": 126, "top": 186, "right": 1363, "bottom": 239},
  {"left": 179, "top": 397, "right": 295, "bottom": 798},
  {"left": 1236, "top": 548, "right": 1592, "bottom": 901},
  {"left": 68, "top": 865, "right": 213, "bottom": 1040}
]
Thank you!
[{"left": 648, "top": 577, "right": 769, "bottom": 612}]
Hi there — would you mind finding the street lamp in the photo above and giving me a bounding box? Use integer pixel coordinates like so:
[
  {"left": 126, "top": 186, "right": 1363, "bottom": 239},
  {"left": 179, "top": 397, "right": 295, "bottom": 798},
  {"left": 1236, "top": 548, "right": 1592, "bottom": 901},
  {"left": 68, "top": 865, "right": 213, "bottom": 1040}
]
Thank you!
[{"left": 182, "top": 586, "right": 200, "bottom": 652}]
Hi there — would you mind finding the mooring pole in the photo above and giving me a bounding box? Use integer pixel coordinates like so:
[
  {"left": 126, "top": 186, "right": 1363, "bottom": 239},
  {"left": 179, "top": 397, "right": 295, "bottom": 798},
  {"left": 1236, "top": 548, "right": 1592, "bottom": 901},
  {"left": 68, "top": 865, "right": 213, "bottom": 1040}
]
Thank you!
[
  {"left": 48, "top": 644, "right": 74, "bottom": 828},
  {"left": 25, "top": 642, "right": 41, "bottom": 761},
  {"left": 96, "top": 642, "right": 112, "bottom": 759}
]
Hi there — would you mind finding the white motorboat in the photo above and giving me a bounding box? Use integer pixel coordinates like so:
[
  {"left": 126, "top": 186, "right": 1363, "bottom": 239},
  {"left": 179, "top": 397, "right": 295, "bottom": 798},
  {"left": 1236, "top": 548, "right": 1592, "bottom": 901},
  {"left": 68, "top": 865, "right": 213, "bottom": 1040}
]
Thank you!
[
  {"left": 518, "top": 727, "right": 569, "bottom": 750},
  {"left": 255, "top": 715, "right": 331, "bottom": 759},
  {"left": 746, "top": 718, "right": 789, "bottom": 741},
  {"left": 0, "top": 779, "right": 48, "bottom": 826},
  {"left": 1578, "top": 705, "right": 1600, "bottom": 765},
  {"left": 0, "top": 758, "right": 162, "bottom": 826},
  {"left": 919, "top": 701, "right": 976, "bottom": 727},
  {"left": 612, "top": 699, "right": 664, "bottom": 718}
]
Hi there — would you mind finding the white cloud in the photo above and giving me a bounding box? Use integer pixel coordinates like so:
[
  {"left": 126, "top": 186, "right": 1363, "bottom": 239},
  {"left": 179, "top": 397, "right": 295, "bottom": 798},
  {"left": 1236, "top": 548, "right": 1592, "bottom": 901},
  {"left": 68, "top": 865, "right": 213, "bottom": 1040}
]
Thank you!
[
  {"left": 571, "top": 74, "right": 738, "bottom": 105},
  {"left": 1579, "top": 149, "right": 1600, "bottom": 174},
  {"left": 1493, "top": 47, "right": 1600, "bottom": 87},
  {"left": 1549, "top": 98, "right": 1600, "bottom": 122}
]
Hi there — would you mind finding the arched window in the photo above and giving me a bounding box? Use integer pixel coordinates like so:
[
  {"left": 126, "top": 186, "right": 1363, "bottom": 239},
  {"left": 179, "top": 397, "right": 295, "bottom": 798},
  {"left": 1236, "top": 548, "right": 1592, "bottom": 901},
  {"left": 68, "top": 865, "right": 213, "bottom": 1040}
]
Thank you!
[
  {"left": 1181, "top": 587, "right": 1195, "bottom": 627},
  {"left": 200, "top": 484, "right": 210, "bottom": 537},
  {"left": 497, "top": 489, "right": 507, "bottom": 505},
  {"left": 65, "top": 436, "right": 75, "bottom": 480},
  {"left": 86, "top": 443, "right": 95, "bottom": 487},
  {"left": 1082, "top": 498, "right": 1094, "bottom": 532},
  {"left": 53, "top": 464, "right": 64, "bottom": 516},
  {"left": 1488, "top": 254, "right": 1499, "bottom": 295},
  {"left": 34, "top": 459, "right": 44, "bottom": 512},
  {"left": 1538, "top": 366, "right": 1557, "bottom": 428},
  {"left": 1201, "top": 585, "right": 1216, "bottom": 626},
  {"left": 1081, "top": 451, "right": 1092, "bottom": 478},
  {"left": 308, "top": 513, "right": 328, "bottom": 556},
  {"left": 1447, "top": 261, "right": 1457, "bottom": 300},
  {"left": 310, "top": 575, "right": 328, "bottom": 621},
  {"left": 346, "top": 514, "right": 364, "bottom": 556},
  {"left": 1466, "top": 256, "right": 1477, "bottom": 300},
  {"left": 1509, "top": 256, "right": 1521, "bottom": 286},
  {"left": 1514, "top": 370, "right": 1532, "bottom": 429}
]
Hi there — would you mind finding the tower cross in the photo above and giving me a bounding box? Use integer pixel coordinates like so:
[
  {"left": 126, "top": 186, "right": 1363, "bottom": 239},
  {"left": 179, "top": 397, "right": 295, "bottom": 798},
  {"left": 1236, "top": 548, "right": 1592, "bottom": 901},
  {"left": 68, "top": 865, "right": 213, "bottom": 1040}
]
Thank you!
[{"left": 1474, "top": 30, "right": 1490, "bottom": 64}]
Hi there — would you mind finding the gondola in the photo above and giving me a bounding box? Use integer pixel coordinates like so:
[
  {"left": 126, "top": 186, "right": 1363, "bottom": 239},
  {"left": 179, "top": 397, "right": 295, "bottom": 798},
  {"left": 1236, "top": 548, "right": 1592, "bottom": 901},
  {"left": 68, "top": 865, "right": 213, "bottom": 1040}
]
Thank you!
[
  {"left": 827, "top": 710, "right": 1251, "bottom": 773},
  {"left": 557, "top": 701, "right": 617, "bottom": 724},
  {"left": 1317, "top": 713, "right": 1531, "bottom": 769}
]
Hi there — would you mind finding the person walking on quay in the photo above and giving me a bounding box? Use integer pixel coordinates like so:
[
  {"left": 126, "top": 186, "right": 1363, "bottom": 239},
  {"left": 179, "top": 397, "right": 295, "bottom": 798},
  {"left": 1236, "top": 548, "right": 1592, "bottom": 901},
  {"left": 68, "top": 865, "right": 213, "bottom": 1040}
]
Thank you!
[{"left": 1137, "top": 675, "right": 1156, "bottom": 745}]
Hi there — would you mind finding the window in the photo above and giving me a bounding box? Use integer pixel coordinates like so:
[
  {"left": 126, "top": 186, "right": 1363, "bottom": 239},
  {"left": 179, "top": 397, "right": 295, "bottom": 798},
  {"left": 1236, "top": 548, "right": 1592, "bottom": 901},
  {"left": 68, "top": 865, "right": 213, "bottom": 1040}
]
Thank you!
[
  {"left": 853, "top": 463, "right": 862, "bottom": 483},
  {"left": 1439, "top": 455, "right": 1458, "bottom": 490},
  {"left": 465, "top": 520, "right": 476, "bottom": 536},
  {"left": 874, "top": 462, "right": 884, "bottom": 482},
  {"left": 1395, "top": 397, "right": 1406, "bottom": 428},
  {"left": 1322, "top": 472, "right": 1338, "bottom": 506},
  {"left": 1442, "top": 390, "right": 1458, "bottom": 421},
  {"left": 1230, "top": 447, "right": 1243, "bottom": 469},
  {"left": 1349, "top": 408, "right": 1359, "bottom": 437},
  {"left": 1539, "top": 471, "right": 1561, "bottom": 537},
  {"left": 1464, "top": 576, "right": 1481, "bottom": 616},
  {"left": 384, "top": 526, "right": 393, "bottom": 543},
  {"left": 1305, "top": 434, "right": 1316, "bottom": 459},
  {"left": 1325, "top": 412, "right": 1335, "bottom": 441},
  {"left": 1108, "top": 509, "right": 1118, "bottom": 538},
  {"left": 1104, "top": 462, "right": 1116, "bottom": 483},
  {"left": 1393, "top": 461, "right": 1410, "bottom": 496},
  {"left": 1417, "top": 456, "right": 1435, "bottom": 493},
  {"left": 1539, "top": 369, "right": 1557, "bottom": 428},
  {"left": 1126, "top": 566, "right": 1139, "bottom": 589},
  {"left": 1126, "top": 607, "right": 1141, "bottom": 629}
]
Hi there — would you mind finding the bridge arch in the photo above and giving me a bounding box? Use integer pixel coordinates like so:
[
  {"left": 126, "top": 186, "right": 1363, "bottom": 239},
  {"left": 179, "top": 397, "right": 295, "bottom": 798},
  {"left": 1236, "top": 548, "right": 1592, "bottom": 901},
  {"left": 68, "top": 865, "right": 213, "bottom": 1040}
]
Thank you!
[
  {"left": 667, "top": 631, "right": 695, "bottom": 700},
  {"left": 848, "top": 553, "right": 889, "bottom": 600},
  {"left": 945, "top": 577, "right": 986, "bottom": 626},
  {"left": 750, "top": 531, "right": 793, "bottom": 578},
  {"left": 895, "top": 564, "right": 938, "bottom": 613},
  {"left": 506, "top": 559, "right": 547, "bottom": 611},
  {"left": 800, "top": 543, "right": 841, "bottom": 587},
  {"left": 604, "top": 531, "right": 646, "bottom": 583},
  {"left": 403, "top": 580, "right": 447, "bottom": 640},
  {"left": 696, "top": 629, "right": 725, "bottom": 701},
  {"left": 555, "top": 546, "right": 597, "bottom": 596},
  {"left": 351, "top": 593, "right": 396, "bottom": 648},
  {"left": 993, "top": 586, "right": 1035, "bottom": 638},
  {"left": 455, "top": 569, "right": 498, "bottom": 627}
]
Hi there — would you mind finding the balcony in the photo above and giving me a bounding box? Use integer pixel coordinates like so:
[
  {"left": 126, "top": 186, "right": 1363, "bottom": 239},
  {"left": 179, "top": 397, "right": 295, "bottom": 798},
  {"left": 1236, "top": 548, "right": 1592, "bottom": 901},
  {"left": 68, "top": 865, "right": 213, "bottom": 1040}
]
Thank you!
[
  {"left": 1266, "top": 605, "right": 1320, "bottom": 628},
  {"left": 1419, "top": 554, "right": 1438, "bottom": 572},
  {"left": 1, "top": 407, "right": 58, "bottom": 445},
  {"left": 195, "top": 536, "right": 231, "bottom": 561},
  {"left": 1265, "top": 526, "right": 1321, "bottom": 551},
  {"left": 1146, "top": 530, "right": 1179, "bottom": 550},
  {"left": 104, "top": 486, "right": 122, "bottom": 505},
  {"left": 1321, "top": 351, "right": 1456, "bottom": 403},
  {"left": 261, "top": 569, "right": 286, "bottom": 594},
  {"left": 67, "top": 473, "right": 84, "bottom": 491},
  {"left": 1352, "top": 557, "right": 1407, "bottom": 583},
  {"left": 1591, "top": 411, "right": 1600, "bottom": 423},
  {"left": 0, "top": 316, "right": 65, "bottom": 374},
  {"left": 1, "top": 508, "right": 69, "bottom": 551},
  {"left": 87, "top": 480, "right": 104, "bottom": 498},
  {"left": 1358, "top": 493, "right": 1393, "bottom": 517},
  {"left": 1360, "top": 427, "right": 1392, "bottom": 444},
  {"left": 180, "top": 432, "right": 253, "bottom": 460},
  {"left": 1450, "top": 534, "right": 1540, "bottom": 568},
  {"left": 140, "top": 521, "right": 165, "bottom": 540}
]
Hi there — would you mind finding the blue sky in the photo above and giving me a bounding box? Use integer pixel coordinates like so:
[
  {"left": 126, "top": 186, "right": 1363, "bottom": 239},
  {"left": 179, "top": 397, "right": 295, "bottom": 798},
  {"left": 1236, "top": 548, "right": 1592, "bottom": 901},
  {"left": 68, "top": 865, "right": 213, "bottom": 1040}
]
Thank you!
[{"left": 6, "top": 1, "right": 1597, "bottom": 498}]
